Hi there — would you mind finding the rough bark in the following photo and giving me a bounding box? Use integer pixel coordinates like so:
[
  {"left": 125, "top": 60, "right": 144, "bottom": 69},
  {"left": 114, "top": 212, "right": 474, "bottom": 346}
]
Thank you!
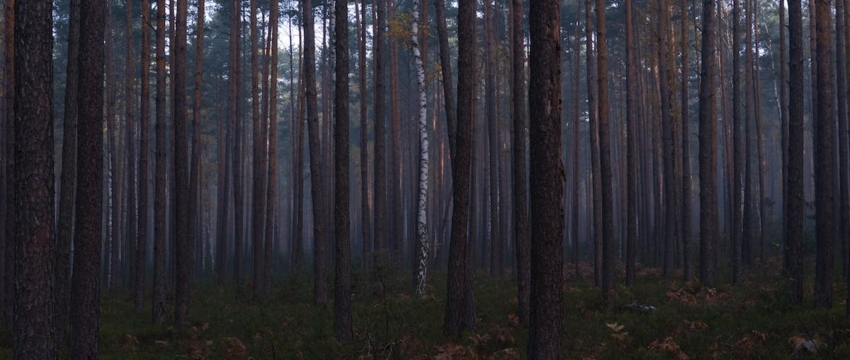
[
  {"left": 173, "top": 0, "right": 190, "bottom": 329},
  {"left": 680, "top": 0, "right": 692, "bottom": 282},
  {"left": 333, "top": 0, "right": 352, "bottom": 339},
  {"left": 56, "top": 0, "right": 80, "bottom": 344},
  {"left": 13, "top": 0, "right": 56, "bottom": 357},
  {"left": 3, "top": 0, "right": 14, "bottom": 332},
  {"left": 732, "top": 0, "right": 743, "bottom": 284},
  {"left": 698, "top": 0, "right": 718, "bottom": 287},
  {"left": 189, "top": 0, "right": 204, "bottom": 288},
  {"left": 511, "top": 0, "right": 530, "bottom": 324},
  {"left": 71, "top": 0, "right": 105, "bottom": 355},
  {"left": 444, "top": 0, "right": 475, "bottom": 335},
  {"left": 785, "top": 0, "right": 804, "bottom": 305},
  {"left": 528, "top": 0, "right": 564, "bottom": 355},
  {"left": 813, "top": 0, "right": 834, "bottom": 310},
  {"left": 484, "top": 0, "right": 500, "bottom": 278}
]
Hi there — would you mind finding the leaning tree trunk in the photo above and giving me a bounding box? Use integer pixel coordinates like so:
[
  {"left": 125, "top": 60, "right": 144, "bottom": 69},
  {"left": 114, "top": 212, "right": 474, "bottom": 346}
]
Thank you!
[{"left": 413, "top": 0, "right": 429, "bottom": 298}]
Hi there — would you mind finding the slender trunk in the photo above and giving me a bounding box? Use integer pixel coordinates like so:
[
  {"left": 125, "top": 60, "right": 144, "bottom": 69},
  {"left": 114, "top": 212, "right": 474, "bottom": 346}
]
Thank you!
[
  {"left": 731, "top": 0, "right": 743, "bottom": 284},
  {"left": 625, "top": 0, "right": 637, "bottom": 286},
  {"left": 153, "top": 0, "right": 168, "bottom": 324},
  {"left": 356, "top": 0, "right": 371, "bottom": 269},
  {"left": 250, "top": 0, "right": 267, "bottom": 300},
  {"left": 413, "top": 0, "right": 429, "bottom": 297},
  {"left": 136, "top": 0, "right": 151, "bottom": 311},
  {"left": 374, "top": 0, "right": 388, "bottom": 267},
  {"left": 698, "top": 0, "right": 718, "bottom": 287},
  {"left": 189, "top": 0, "right": 205, "bottom": 287},
  {"left": 124, "top": 0, "right": 137, "bottom": 290},
  {"left": 596, "top": 0, "right": 614, "bottom": 299},
  {"left": 511, "top": 0, "right": 530, "bottom": 324},
  {"left": 584, "top": 0, "right": 601, "bottom": 288},
  {"left": 232, "top": 0, "right": 244, "bottom": 285},
  {"left": 264, "top": 0, "right": 278, "bottom": 299},
  {"left": 106, "top": 0, "right": 119, "bottom": 290},
  {"left": 658, "top": 0, "right": 675, "bottom": 279},
  {"left": 680, "top": 0, "right": 692, "bottom": 282}
]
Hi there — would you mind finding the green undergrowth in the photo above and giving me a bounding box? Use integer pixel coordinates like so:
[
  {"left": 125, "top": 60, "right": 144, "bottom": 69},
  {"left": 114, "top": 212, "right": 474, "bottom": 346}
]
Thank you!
[{"left": 3, "top": 259, "right": 850, "bottom": 359}]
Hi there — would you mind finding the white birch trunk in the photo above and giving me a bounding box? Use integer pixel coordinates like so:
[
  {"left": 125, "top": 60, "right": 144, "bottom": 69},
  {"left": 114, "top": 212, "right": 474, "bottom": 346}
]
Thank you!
[{"left": 413, "top": 0, "right": 430, "bottom": 297}]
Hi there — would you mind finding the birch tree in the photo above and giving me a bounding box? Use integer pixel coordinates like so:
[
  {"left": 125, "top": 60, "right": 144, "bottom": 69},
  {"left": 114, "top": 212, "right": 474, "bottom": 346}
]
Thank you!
[{"left": 412, "top": 0, "right": 429, "bottom": 298}]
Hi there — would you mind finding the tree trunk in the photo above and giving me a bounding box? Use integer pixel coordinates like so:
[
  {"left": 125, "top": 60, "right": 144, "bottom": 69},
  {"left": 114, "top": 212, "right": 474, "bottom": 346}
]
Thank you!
[
  {"left": 106, "top": 0, "right": 119, "bottom": 290},
  {"left": 124, "top": 0, "right": 137, "bottom": 291},
  {"left": 510, "top": 0, "right": 530, "bottom": 324},
  {"left": 172, "top": 0, "right": 190, "bottom": 330},
  {"left": 584, "top": 0, "right": 602, "bottom": 288},
  {"left": 374, "top": 0, "right": 388, "bottom": 268},
  {"left": 528, "top": 0, "right": 564, "bottom": 355},
  {"left": 250, "top": 0, "right": 267, "bottom": 300},
  {"left": 152, "top": 0, "right": 167, "bottom": 324},
  {"left": 679, "top": 0, "right": 692, "bottom": 282},
  {"left": 444, "top": 0, "right": 475, "bottom": 335},
  {"left": 264, "top": 0, "right": 278, "bottom": 299},
  {"left": 56, "top": 0, "right": 81, "bottom": 343},
  {"left": 189, "top": 0, "right": 205, "bottom": 287},
  {"left": 625, "top": 0, "right": 637, "bottom": 286},
  {"left": 13, "top": 0, "right": 56, "bottom": 356},
  {"left": 698, "top": 0, "right": 718, "bottom": 287},
  {"left": 304, "top": 0, "right": 328, "bottom": 305},
  {"left": 785, "top": 0, "right": 804, "bottom": 304},
  {"left": 356, "top": 0, "right": 371, "bottom": 269},
  {"left": 658, "top": 0, "right": 676, "bottom": 279},
  {"left": 232, "top": 0, "right": 244, "bottom": 285},
  {"left": 813, "top": 0, "right": 835, "bottom": 310},
  {"left": 596, "top": 0, "right": 614, "bottom": 300},
  {"left": 835, "top": 0, "right": 849, "bottom": 281},
  {"left": 412, "top": 0, "right": 429, "bottom": 298},
  {"left": 732, "top": 0, "right": 743, "bottom": 284},
  {"left": 136, "top": 0, "right": 151, "bottom": 312},
  {"left": 333, "top": 0, "right": 352, "bottom": 339}
]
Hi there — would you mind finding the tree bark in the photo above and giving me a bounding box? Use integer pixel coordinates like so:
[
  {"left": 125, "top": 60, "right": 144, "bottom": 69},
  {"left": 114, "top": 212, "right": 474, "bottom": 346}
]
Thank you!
[
  {"left": 698, "top": 0, "right": 718, "bottom": 287},
  {"left": 136, "top": 0, "right": 151, "bottom": 312},
  {"left": 173, "top": 0, "right": 190, "bottom": 330},
  {"left": 333, "top": 0, "right": 352, "bottom": 339},
  {"left": 596, "top": 0, "right": 614, "bottom": 299},
  {"left": 528, "top": 0, "right": 564, "bottom": 355},
  {"left": 356, "top": 0, "right": 370, "bottom": 269},
  {"left": 584, "top": 0, "right": 602, "bottom": 288},
  {"left": 13, "top": 0, "right": 56, "bottom": 357},
  {"left": 56, "top": 0, "right": 81, "bottom": 343},
  {"left": 658, "top": 0, "right": 676, "bottom": 279},
  {"left": 70, "top": 0, "right": 105, "bottom": 354},
  {"left": 189, "top": 0, "right": 205, "bottom": 287},
  {"left": 785, "top": 0, "right": 804, "bottom": 304},
  {"left": 412, "top": 0, "right": 429, "bottom": 298},
  {"left": 444, "top": 0, "right": 475, "bottom": 335},
  {"left": 510, "top": 0, "right": 530, "bottom": 324},
  {"left": 250, "top": 0, "right": 267, "bottom": 300},
  {"left": 232, "top": 0, "right": 244, "bottom": 285},
  {"left": 625, "top": 0, "right": 637, "bottom": 286},
  {"left": 152, "top": 0, "right": 167, "bottom": 324},
  {"left": 813, "top": 0, "right": 835, "bottom": 310},
  {"left": 679, "top": 0, "right": 692, "bottom": 282},
  {"left": 264, "top": 0, "right": 278, "bottom": 299},
  {"left": 124, "top": 0, "right": 137, "bottom": 291}
]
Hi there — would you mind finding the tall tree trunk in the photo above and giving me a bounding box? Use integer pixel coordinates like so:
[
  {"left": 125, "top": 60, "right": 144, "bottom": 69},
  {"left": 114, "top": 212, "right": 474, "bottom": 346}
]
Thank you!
[
  {"left": 786, "top": 0, "right": 805, "bottom": 294},
  {"left": 356, "top": 0, "right": 370, "bottom": 269},
  {"left": 189, "top": 0, "right": 205, "bottom": 287},
  {"left": 528, "top": 0, "right": 564, "bottom": 355},
  {"left": 250, "top": 0, "right": 267, "bottom": 300},
  {"left": 152, "top": 0, "right": 167, "bottom": 324},
  {"left": 232, "top": 0, "right": 244, "bottom": 285},
  {"left": 679, "top": 0, "right": 692, "bottom": 282},
  {"left": 333, "top": 0, "right": 352, "bottom": 339},
  {"left": 835, "top": 0, "right": 849, "bottom": 280},
  {"left": 2, "top": 0, "right": 15, "bottom": 332},
  {"left": 698, "top": 0, "right": 718, "bottom": 287},
  {"left": 136, "top": 0, "right": 151, "bottom": 311},
  {"left": 625, "top": 0, "right": 637, "bottom": 286},
  {"left": 813, "top": 0, "right": 835, "bottom": 310},
  {"left": 374, "top": 0, "right": 388, "bottom": 267},
  {"left": 106, "top": 0, "right": 119, "bottom": 290},
  {"left": 125, "top": 0, "right": 137, "bottom": 291},
  {"left": 732, "top": 0, "right": 743, "bottom": 284},
  {"left": 56, "top": 0, "right": 81, "bottom": 343},
  {"left": 13, "top": 0, "right": 56, "bottom": 356},
  {"left": 305, "top": 0, "right": 328, "bottom": 305},
  {"left": 779, "top": 0, "right": 789, "bottom": 254},
  {"left": 584, "top": 0, "right": 602, "bottom": 288},
  {"left": 389, "top": 0, "right": 402, "bottom": 259},
  {"left": 596, "top": 0, "right": 614, "bottom": 299},
  {"left": 511, "top": 0, "right": 530, "bottom": 324},
  {"left": 842, "top": 0, "right": 850, "bottom": 318},
  {"left": 71, "top": 0, "right": 104, "bottom": 354},
  {"left": 413, "top": 0, "right": 429, "bottom": 297},
  {"left": 484, "top": 0, "right": 500, "bottom": 278},
  {"left": 264, "top": 0, "right": 279, "bottom": 298},
  {"left": 291, "top": 25, "right": 305, "bottom": 271},
  {"left": 658, "top": 0, "right": 675, "bottom": 279},
  {"left": 444, "top": 0, "right": 475, "bottom": 335}
]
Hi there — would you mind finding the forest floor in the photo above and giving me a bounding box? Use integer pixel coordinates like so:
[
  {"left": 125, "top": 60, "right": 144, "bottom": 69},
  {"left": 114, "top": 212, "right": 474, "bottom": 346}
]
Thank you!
[{"left": 3, "top": 257, "right": 850, "bottom": 359}]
